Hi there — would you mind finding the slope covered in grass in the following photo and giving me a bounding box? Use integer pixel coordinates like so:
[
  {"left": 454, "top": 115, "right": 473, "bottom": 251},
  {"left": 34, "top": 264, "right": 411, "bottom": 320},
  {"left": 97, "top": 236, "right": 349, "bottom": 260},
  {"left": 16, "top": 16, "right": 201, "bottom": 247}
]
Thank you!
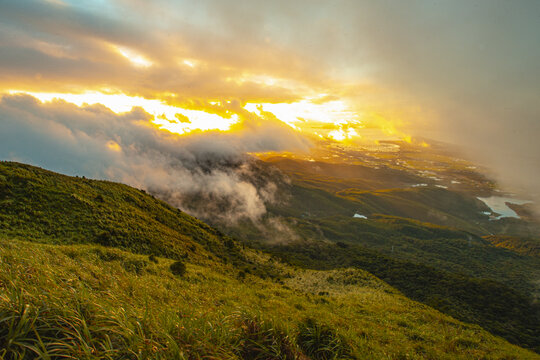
[
  {"left": 1, "top": 239, "right": 537, "bottom": 359},
  {"left": 261, "top": 236, "right": 540, "bottom": 352},
  {"left": 308, "top": 215, "right": 540, "bottom": 297},
  {"left": 1, "top": 160, "right": 539, "bottom": 357},
  {"left": 224, "top": 189, "right": 540, "bottom": 350},
  {"left": 0, "top": 161, "right": 252, "bottom": 268}
]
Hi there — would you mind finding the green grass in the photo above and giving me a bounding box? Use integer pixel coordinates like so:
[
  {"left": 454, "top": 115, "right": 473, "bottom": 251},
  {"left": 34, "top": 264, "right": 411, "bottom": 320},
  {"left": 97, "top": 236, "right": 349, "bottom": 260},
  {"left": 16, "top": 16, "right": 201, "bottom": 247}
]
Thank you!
[
  {"left": 262, "top": 237, "right": 540, "bottom": 352},
  {"left": 1, "top": 160, "right": 539, "bottom": 357},
  {"left": 0, "top": 238, "right": 537, "bottom": 359},
  {"left": 0, "top": 161, "right": 280, "bottom": 279},
  {"left": 219, "top": 167, "right": 540, "bottom": 351},
  {"left": 310, "top": 215, "right": 540, "bottom": 296}
]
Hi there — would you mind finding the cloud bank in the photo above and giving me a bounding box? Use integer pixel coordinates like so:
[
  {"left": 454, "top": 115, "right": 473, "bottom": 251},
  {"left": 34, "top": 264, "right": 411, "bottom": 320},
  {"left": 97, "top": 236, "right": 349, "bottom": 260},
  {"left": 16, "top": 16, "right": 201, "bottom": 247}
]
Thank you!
[
  {"left": 1, "top": 0, "right": 539, "bottom": 206},
  {"left": 0, "top": 94, "right": 309, "bottom": 221}
]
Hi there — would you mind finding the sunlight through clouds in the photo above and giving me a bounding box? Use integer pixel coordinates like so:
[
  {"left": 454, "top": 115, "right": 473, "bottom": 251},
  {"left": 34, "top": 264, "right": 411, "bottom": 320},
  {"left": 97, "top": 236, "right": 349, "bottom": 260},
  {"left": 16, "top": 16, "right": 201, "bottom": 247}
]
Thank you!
[
  {"left": 114, "top": 46, "right": 153, "bottom": 68},
  {"left": 8, "top": 90, "right": 238, "bottom": 133},
  {"left": 244, "top": 98, "right": 360, "bottom": 127}
]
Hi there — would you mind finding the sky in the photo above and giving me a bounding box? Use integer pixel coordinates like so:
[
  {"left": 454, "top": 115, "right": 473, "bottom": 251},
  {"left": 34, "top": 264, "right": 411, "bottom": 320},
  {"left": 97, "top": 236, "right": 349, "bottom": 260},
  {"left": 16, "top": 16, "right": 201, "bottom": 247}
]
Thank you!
[{"left": 1, "top": 0, "right": 540, "bottom": 215}]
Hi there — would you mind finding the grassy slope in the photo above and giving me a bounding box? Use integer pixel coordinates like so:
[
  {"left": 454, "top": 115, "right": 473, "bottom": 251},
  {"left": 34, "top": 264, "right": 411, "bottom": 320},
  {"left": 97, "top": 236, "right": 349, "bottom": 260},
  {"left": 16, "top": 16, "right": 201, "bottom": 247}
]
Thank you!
[
  {"left": 309, "top": 215, "right": 540, "bottom": 297},
  {"left": 220, "top": 165, "right": 540, "bottom": 351},
  {"left": 1, "top": 239, "right": 538, "bottom": 359},
  {"left": 0, "top": 161, "right": 538, "bottom": 358},
  {"left": 265, "top": 237, "right": 540, "bottom": 351},
  {"left": 0, "top": 161, "right": 264, "bottom": 272}
]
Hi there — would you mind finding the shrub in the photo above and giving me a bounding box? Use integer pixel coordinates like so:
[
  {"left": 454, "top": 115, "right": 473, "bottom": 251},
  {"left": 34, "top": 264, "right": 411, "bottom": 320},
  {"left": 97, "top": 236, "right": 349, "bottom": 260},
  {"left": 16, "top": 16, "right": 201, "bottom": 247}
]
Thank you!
[
  {"left": 296, "top": 318, "right": 351, "bottom": 360},
  {"left": 122, "top": 258, "right": 149, "bottom": 274},
  {"left": 236, "top": 314, "right": 297, "bottom": 360},
  {"left": 170, "top": 260, "right": 187, "bottom": 276}
]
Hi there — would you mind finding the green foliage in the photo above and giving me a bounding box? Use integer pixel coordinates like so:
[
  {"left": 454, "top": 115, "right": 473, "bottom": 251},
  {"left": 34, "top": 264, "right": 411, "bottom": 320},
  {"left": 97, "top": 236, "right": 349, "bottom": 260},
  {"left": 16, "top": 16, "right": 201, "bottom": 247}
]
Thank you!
[
  {"left": 311, "top": 215, "right": 540, "bottom": 296},
  {"left": 236, "top": 314, "right": 297, "bottom": 360},
  {"left": 170, "top": 260, "right": 187, "bottom": 276},
  {"left": 222, "top": 177, "right": 540, "bottom": 351},
  {"left": 0, "top": 239, "right": 536, "bottom": 359},
  {"left": 0, "top": 161, "right": 264, "bottom": 273},
  {"left": 266, "top": 240, "right": 540, "bottom": 352},
  {"left": 1, "top": 160, "right": 540, "bottom": 357},
  {"left": 485, "top": 235, "right": 540, "bottom": 257},
  {"left": 297, "top": 318, "right": 351, "bottom": 360}
]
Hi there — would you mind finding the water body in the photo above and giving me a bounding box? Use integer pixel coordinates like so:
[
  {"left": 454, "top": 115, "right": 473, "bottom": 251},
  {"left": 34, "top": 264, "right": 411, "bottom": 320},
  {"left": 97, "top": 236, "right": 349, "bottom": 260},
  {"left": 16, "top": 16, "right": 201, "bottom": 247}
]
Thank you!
[{"left": 477, "top": 196, "right": 532, "bottom": 219}]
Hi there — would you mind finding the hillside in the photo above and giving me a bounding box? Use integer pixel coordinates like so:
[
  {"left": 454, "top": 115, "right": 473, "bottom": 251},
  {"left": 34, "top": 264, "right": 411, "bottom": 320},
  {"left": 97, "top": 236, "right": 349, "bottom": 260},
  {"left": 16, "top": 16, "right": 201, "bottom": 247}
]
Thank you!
[
  {"left": 0, "top": 161, "right": 539, "bottom": 358},
  {"left": 485, "top": 235, "right": 540, "bottom": 257},
  {"left": 336, "top": 187, "right": 491, "bottom": 234},
  {"left": 264, "top": 156, "right": 540, "bottom": 234},
  {"left": 0, "top": 161, "right": 259, "bottom": 272},
  {"left": 2, "top": 239, "right": 537, "bottom": 359},
  {"left": 217, "top": 161, "right": 540, "bottom": 351}
]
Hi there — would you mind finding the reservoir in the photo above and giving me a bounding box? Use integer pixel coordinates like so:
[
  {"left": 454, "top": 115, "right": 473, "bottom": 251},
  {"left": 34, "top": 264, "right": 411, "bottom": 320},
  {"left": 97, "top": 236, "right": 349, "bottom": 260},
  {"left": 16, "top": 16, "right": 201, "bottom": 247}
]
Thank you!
[{"left": 477, "top": 196, "right": 532, "bottom": 219}]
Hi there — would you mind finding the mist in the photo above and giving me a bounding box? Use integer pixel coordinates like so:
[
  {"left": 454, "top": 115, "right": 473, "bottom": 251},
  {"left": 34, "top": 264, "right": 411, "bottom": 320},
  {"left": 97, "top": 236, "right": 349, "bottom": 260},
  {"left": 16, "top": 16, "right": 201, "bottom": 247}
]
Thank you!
[
  {"left": 1, "top": 0, "right": 540, "bottom": 211},
  {"left": 169, "top": 0, "right": 540, "bottom": 205},
  {"left": 0, "top": 93, "right": 309, "bottom": 222}
]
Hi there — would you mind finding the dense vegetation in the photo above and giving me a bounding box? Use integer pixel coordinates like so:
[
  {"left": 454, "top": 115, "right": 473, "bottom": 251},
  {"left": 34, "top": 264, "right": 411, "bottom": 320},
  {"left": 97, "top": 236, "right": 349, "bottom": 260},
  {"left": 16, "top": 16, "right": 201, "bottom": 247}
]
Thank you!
[
  {"left": 293, "top": 215, "right": 540, "bottom": 297},
  {"left": 0, "top": 161, "right": 277, "bottom": 278},
  {"left": 219, "top": 162, "right": 540, "bottom": 352},
  {"left": 0, "top": 161, "right": 539, "bottom": 358},
  {"left": 485, "top": 235, "right": 540, "bottom": 257},
  {"left": 1, "top": 239, "right": 536, "bottom": 359},
  {"left": 263, "top": 239, "right": 540, "bottom": 351}
]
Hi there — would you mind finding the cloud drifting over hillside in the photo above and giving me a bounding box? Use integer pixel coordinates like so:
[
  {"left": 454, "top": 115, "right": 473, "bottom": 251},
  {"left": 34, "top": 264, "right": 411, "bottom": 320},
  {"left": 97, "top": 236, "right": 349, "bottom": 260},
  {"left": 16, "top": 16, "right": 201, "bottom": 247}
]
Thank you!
[
  {"left": 0, "top": 0, "right": 540, "bottom": 207},
  {"left": 0, "top": 94, "right": 309, "bottom": 221}
]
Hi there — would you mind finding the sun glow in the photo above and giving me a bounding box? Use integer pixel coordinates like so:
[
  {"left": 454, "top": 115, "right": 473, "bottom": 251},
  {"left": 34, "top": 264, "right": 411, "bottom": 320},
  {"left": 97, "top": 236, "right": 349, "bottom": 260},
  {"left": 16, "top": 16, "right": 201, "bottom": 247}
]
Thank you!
[
  {"left": 244, "top": 98, "right": 360, "bottom": 128},
  {"left": 114, "top": 46, "right": 152, "bottom": 68},
  {"left": 8, "top": 90, "right": 237, "bottom": 133},
  {"left": 6, "top": 89, "right": 414, "bottom": 146},
  {"left": 182, "top": 59, "right": 196, "bottom": 68},
  {"left": 106, "top": 140, "right": 122, "bottom": 152}
]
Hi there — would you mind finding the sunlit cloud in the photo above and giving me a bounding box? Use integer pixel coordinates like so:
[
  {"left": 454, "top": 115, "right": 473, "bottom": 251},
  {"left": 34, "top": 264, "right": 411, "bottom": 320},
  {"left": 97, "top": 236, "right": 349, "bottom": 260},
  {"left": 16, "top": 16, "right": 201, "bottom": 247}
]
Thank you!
[
  {"left": 106, "top": 140, "right": 122, "bottom": 152},
  {"left": 182, "top": 59, "right": 197, "bottom": 68},
  {"left": 244, "top": 98, "right": 359, "bottom": 127},
  {"left": 8, "top": 90, "right": 238, "bottom": 133},
  {"left": 0, "top": 0, "right": 539, "bottom": 212},
  {"left": 114, "top": 46, "right": 153, "bottom": 68}
]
